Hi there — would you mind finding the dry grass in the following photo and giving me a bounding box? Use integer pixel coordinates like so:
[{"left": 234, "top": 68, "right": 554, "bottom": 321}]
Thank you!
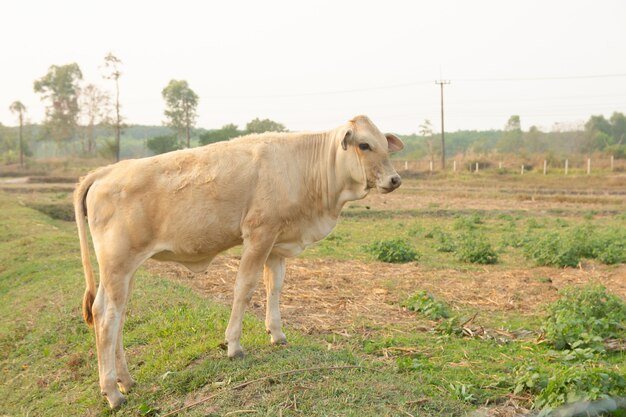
[{"left": 145, "top": 256, "right": 626, "bottom": 336}]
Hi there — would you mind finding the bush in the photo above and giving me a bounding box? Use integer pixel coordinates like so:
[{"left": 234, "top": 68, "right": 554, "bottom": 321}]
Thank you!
[
  {"left": 543, "top": 285, "right": 626, "bottom": 351},
  {"left": 455, "top": 232, "right": 498, "bottom": 264},
  {"left": 402, "top": 291, "right": 450, "bottom": 320},
  {"left": 366, "top": 238, "right": 419, "bottom": 263}
]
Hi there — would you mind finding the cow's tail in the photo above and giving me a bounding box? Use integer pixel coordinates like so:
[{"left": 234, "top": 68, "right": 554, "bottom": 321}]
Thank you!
[{"left": 73, "top": 169, "right": 106, "bottom": 327}]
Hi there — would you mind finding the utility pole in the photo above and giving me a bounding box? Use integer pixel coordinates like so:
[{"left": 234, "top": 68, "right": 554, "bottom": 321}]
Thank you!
[{"left": 435, "top": 79, "right": 450, "bottom": 170}]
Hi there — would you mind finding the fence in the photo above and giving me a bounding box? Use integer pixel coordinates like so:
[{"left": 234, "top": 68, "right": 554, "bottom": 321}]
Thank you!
[{"left": 393, "top": 155, "right": 625, "bottom": 175}]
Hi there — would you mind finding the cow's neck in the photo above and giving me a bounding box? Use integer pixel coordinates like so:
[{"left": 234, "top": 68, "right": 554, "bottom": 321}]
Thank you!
[{"left": 309, "top": 131, "right": 368, "bottom": 216}]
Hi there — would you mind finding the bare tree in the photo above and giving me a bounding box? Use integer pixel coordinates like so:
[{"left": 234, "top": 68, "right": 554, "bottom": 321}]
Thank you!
[
  {"left": 419, "top": 119, "right": 434, "bottom": 165},
  {"left": 102, "top": 52, "right": 123, "bottom": 161},
  {"left": 80, "top": 84, "right": 111, "bottom": 155}
]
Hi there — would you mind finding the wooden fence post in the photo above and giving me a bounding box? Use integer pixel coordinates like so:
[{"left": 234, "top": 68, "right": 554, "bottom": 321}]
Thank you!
[
  {"left": 404, "top": 160, "right": 408, "bottom": 170},
  {"left": 499, "top": 161, "right": 502, "bottom": 169},
  {"left": 543, "top": 160, "right": 547, "bottom": 175},
  {"left": 521, "top": 164, "right": 525, "bottom": 175},
  {"left": 429, "top": 160, "right": 433, "bottom": 172},
  {"left": 565, "top": 159, "right": 568, "bottom": 176},
  {"left": 587, "top": 158, "right": 591, "bottom": 175},
  {"left": 453, "top": 160, "right": 457, "bottom": 172},
  {"left": 475, "top": 162, "right": 479, "bottom": 173},
  {"left": 610, "top": 155, "right": 614, "bottom": 171}
]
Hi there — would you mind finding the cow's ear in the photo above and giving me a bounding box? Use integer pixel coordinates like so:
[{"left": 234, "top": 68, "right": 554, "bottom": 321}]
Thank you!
[
  {"left": 386, "top": 133, "right": 404, "bottom": 153},
  {"left": 341, "top": 128, "right": 353, "bottom": 151}
]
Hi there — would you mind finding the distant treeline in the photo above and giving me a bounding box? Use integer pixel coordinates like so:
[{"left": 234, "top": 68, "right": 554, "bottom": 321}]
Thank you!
[{"left": 0, "top": 112, "right": 624, "bottom": 163}]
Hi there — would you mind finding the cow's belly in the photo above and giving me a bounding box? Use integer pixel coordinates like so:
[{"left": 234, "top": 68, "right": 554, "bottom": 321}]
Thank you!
[{"left": 272, "top": 215, "right": 337, "bottom": 258}]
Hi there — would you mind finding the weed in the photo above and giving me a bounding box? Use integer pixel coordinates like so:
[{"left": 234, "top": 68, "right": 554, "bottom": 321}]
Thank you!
[
  {"left": 366, "top": 238, "right": 419, "bottom": 263},
  {"left": 455, "top": 232, "right": 499, "bottom": 264},
  {"left": 402, "top": 291, "right": 450, "bottom": 320},
  {"left": 543, "top": 285, "right": 626, "bottom": 351},
  {"left": 523, "top": 231, "right": 580, "bottom": 267},
  {"left": 534, "top": 367, "right": 626, "bottom": 412}
]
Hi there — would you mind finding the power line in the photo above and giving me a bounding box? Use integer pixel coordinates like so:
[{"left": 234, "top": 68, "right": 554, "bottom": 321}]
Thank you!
[{"left": 456, "top": 72, "right": 626, "bottom": 82}]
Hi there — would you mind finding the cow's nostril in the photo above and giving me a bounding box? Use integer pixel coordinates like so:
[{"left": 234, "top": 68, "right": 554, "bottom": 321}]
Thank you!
[{"left": 391, "top": 175, "right": 401, "bottom": 187}]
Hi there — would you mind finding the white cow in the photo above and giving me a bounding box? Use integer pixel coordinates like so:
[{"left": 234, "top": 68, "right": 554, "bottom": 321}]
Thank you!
[{"left": 74, "top": 115, "right": 404, "bottom": 408}]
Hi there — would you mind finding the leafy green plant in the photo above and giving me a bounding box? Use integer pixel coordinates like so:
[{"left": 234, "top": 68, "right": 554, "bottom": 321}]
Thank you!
[
  {"left": 448, "top": 382, "right": 476, "bottom": 403},
  {"left": 402, "top": 291, "right": 450, "bottom": 320},
  {"left": 435, "top": 231, "right": 457, "bottom": 253},
  {"left": 543, "top": 285, "right": 626, "bottom": 351},
  {"left": 455, "top": 232, "right": 498, "bottom": 264},
  {"left": 366, "top": 238, "right": 419, "bottom": 263},
  {"left": 534, "top": 367, "right": 626, "bottom": 412},
  {"left": 523, "top": 231, "right": 580, "bottom": 267},
  {"left": 453, "top": 213, "right": 483, "bottom": 230}
]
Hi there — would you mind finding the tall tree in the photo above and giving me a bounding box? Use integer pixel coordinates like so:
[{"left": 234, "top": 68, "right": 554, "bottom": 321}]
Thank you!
[
  {"left": 418, "top": 119, "right": 434, "bottom": 164},
  {"left": 33, "top": 63, "right": 83, "bottom": 148},
  {"left": 102, "top": 52, "right": 123, "bottom": 161},
  {"left": 245, "top": 118, "right": 286, "bottom": 134},
  {"left": 79, "top": 84, "right": 111, "bottom": 155},
  {"left": 161, "top": 80, "right": 199, "bottom": 148},
  {"left": 496, "top": 115, "right": 523, "bottom": 153},
  {"left": 9, "top": 101, "right": 27, "bottom": 168}
]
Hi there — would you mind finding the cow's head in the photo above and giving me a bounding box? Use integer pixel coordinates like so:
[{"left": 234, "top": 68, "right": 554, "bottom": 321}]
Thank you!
[{"left": 337, "top": 115, "right": 404, "bottom": 197}]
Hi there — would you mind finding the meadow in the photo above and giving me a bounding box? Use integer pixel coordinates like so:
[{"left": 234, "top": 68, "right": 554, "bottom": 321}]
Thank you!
[{"left": 1, "top": 163, "right": 625, "bottom": 416}]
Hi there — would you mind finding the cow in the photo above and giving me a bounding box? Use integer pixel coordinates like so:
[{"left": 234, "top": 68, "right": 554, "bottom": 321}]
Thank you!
[{"left": 74, "top": 115, "right": 404, "bottom": 408}]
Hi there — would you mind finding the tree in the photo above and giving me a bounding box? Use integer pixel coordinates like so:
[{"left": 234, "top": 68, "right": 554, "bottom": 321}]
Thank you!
[
  {"left": 33, "top": 63, "right": 83, "bottom": 148},
  {"left": 199, "top": 123, "right": 241, "bottom": 145},
  {"left": 418, "top": 119, "right": 434, "bottom": 163},
  {"left": 147, "top": 135, "right": 180, "bottom": 155},
  {"left": 245, "top": 118, "right": 286, "bottom": 134},
  {"left": 609, "top": 112, "right": 625, "bottom": 145},
  {"left": 161, "top": 80, "right": 199, "bottom": 148},
  {"left": 102, "top": 52, "right": 123, "bottom": 161},
  {"left": 9, "top": 101, "right": 27, "bottom": 168},
  {"left": 79, "top": 84, "right": 111, "bottom": 155},
  {"left": 496, "top": 115, "right": 523, "bottom": 153}
]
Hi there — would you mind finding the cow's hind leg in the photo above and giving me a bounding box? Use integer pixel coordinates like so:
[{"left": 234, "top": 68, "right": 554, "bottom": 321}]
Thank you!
[
  {"left": 92, "top": 259, "right": 136, "bottom": 409},
  {"left": 264, "top": 254, "right": 287, "bottom": 345},
  {"left": 115, "top": 303, "right": 134, "bottom": 393}
]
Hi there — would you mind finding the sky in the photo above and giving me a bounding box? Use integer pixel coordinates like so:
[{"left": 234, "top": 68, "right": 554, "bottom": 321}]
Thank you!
[{"left": 1, "top": 0, "right": 626, "bottom": 134}]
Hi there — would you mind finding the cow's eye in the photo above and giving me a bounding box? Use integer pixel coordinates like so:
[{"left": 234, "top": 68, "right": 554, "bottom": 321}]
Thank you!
[{"left": 358, "top": 143, "right": 371, "bottom": 151}]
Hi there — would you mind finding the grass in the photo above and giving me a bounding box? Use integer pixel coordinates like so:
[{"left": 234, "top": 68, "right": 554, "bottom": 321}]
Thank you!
[{"left": 1, "top": 168, "right": 625, "bottom": 416}]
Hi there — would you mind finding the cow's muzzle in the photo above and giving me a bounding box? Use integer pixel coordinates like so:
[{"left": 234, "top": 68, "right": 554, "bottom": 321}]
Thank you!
[{"left": 378, "top": 174, "right": 402, "bottom": 193}]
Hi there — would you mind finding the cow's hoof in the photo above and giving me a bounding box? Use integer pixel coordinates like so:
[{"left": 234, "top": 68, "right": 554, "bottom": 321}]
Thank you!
[
  {"left": 104, "top": 390, "right": 126, "bottom": 409},
  {"left": 117, "top": 376, "right": 135, "bottom": 394},
  {"left": 228, "top": 349, "right": 245, "bottom": 360},
  {"left": 227, "top": 343, "right": 245, "bottom": 359},
  {"left": 271, "top": 334, "right": 288, "bottom": 345}
]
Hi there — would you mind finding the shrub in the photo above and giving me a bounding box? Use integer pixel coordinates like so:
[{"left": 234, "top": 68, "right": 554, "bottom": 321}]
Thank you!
[
  {"left": 402, "top": 291, "right": 450, "bottom": 320},
  {"left": 455, "top": 232, "right": 498, "bottom": 264},
  {"left": 366, "top": 238, "right": 419, "bottom": 263},
  {"left": 543, "top": 285, "right": 626, "bottom": 351},
  {"left": 435, "top": 231, "right": 457, "bottom": 253}
]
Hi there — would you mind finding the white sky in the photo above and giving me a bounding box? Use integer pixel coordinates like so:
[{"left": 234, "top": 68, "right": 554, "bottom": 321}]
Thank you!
[{"left": 1, "top": 0, "right": 625, "bottom": 134}]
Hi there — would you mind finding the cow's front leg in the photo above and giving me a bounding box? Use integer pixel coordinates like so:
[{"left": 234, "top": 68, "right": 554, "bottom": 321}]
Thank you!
[
  {"left": 225, "top": 230, "right": 275, "bottom": 358},
  {"left": 264, "top": 254, "right": 287, "bottom": 345}
]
